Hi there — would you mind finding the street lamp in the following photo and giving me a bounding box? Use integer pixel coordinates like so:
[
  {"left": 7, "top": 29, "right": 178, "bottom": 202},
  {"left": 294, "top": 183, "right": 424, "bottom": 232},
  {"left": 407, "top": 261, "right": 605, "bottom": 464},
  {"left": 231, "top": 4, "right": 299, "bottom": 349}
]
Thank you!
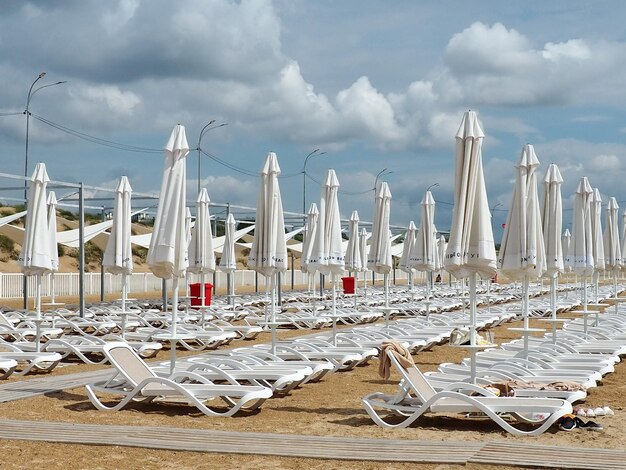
[
  {"left": 196, "top": 120, "right": 228, "bottom": 193},
  {"left": 426, "top": 182, "right": 439, "bottom": 193},
  {"left": 24, "top": 73, "right": 67, "bottom": 198},
  {"left": 302, "top": 148, "right": 327, "bottom": 215},
  {"left": 374, "top": 168, "right": 393, "bottom": 195},
  {"left": 490, "top": 202, "right": 503, "bottom": 216}
]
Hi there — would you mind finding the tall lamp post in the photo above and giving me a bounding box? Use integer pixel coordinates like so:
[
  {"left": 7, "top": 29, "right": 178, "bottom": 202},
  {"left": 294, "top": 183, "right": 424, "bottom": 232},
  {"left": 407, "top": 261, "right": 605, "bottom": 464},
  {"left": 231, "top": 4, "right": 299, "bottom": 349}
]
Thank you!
[
  {"left": 23, "top": 72, "right": 66, "bottom": 309},
  {"left": 426, "top": 182, "right": 439, "bottom": 193},
  {"left": 374, "top": 168, "right": 393, "bottom": 196},
  {"left": 302, "top": 148, "right": 327, "bottom": 215},
  {"left": 196, "top": 121, "right": 227, "bottom": 193}
]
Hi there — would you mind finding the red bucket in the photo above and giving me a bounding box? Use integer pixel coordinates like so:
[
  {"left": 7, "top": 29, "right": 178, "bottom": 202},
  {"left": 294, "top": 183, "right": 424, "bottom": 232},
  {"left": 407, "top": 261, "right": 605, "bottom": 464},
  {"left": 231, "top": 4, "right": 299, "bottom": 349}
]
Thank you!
[{"left": 341, "top": 276, "right": 356, "bottom": 294}]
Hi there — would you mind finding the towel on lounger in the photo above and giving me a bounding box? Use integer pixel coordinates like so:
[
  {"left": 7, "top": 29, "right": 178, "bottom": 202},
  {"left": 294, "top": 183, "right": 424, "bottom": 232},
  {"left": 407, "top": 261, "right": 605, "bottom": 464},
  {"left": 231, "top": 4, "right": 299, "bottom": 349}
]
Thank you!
[{"left": 378, "top": 341, "right": 414, "bottom": 380}]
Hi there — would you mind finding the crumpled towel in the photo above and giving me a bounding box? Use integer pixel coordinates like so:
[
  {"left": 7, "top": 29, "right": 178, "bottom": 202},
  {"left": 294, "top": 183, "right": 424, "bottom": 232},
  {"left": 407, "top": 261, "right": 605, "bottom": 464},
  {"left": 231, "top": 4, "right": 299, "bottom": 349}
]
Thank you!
[
  {"left": 491, "top": 379, "right": 587, "bottom": 393},
  {"left": 378, "top": 341, "right": 414, "bottom": 380}
]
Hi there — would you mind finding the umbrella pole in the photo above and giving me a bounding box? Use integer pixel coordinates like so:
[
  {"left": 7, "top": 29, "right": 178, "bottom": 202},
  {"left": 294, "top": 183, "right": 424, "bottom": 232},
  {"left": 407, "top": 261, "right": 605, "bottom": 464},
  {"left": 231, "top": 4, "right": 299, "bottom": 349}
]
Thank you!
[
  {"left": 50, "top": 272, "right": 56, "bottom": 304},
  {"left": 332, "top": 272, "right": 338, "bottom": 346},
  {"left": 469, "top": 272, "right": 477, "bottom": 384},
  {"left": 271, "top": 272, "right": 277, "bottom": 355},
  {"left": 551, "top": 276, "right": 558, "bottom": 344},
  {"left": 120, "top": 272, "right": 127, "bottom": 340},
  {"left": 384, "top": 273, "right": 389, "bottom": 307},
  {"left": 170, "top": 277, "right": 178, "bottom": 375},
  {"left": 200, "top": 272, "right": 206, "bottom": 325},
  {"left": 582, "top": 276, "right": 588, "bottom": 334},
  {"left": 593, "top": 271, "right": 600, "bottom": 326},
  {"left": 523, "top": 275, "right": 530, "bottom": 359},
  {"left": 614, "top": 271, "right": 619, "bottom": 315},
  {"left": 35, "top": 274, "right": 42, "bottom": 353}
]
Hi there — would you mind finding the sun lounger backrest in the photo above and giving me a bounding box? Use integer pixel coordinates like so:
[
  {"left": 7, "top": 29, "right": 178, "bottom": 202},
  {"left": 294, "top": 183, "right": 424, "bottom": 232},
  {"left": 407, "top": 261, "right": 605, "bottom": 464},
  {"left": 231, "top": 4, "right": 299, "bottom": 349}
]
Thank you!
[
  {"left": 104, "top": 343, "right": 157, "bottom": 387},
  {"left": 387, "top": 350, "right": 437, "bottom": 402},
  {"left": 0, "top": 313, "right": 13, "bottom": 327}
]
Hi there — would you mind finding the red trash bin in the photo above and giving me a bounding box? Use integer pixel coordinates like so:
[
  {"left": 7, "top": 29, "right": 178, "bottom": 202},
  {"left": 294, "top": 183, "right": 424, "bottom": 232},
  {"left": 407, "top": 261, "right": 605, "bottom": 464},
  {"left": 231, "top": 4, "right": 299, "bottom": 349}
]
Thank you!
[
  {"left": 341, "top": 276, "right": 356, "bottom": 294},
  {"left": 189, "top": 283, "right": 213, "bottom": 306}
]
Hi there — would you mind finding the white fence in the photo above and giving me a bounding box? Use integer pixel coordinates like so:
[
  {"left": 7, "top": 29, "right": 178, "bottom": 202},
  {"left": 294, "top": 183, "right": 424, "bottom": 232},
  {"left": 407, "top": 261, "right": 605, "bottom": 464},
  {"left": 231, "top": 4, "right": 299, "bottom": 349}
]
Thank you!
[{"left": 0, "top": 269, "right": 412, "bottom": 300}]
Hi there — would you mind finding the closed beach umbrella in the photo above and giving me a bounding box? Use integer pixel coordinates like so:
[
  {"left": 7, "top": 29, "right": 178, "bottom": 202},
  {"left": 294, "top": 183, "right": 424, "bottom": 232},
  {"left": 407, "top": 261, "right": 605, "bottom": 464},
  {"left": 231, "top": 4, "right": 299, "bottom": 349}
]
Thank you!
[
  {"left": 562, "top": 229, "right": 572, "bottom": 273},
  {"left": 604, "top": 197, "right": 621, "bottom": 309},
  {"left": 248, "top": 152, "right": 288, "bottom": 352},
  {"left": 621, "top": 211, "right": 626, "bottom": 267},
  {"left": 219, "top": 213, "right": 237, "bottom": 302},
  {"left": 443, "top": 111, "right": 497, "bottom": 383},
  {"left": 19, "top": 162, "right": 52, "bottom": 350},
  {"left": 437, "top": 234, "right": 447, "bottom": 277},
  {"left": 568, "top": 177, "right": 594, "bottom": 330},
  {"left": 368, "top": 181, "right": 392, "bottom": 307},
  {"left": 591, "top": 188, "right": 605, "bottom": 273},
  {"left": 345, "top": 210, "right": 361, "bottom": 272},
  {"left": 46, "top": 191, "right": 60, "bottom": 305},
  {"left": 411, "top": 190, "right": 437, "bottom": 297},
  {"left": 309, "top": 169, "right": 345, "bottom": 276},
  {"left": 308, "top": 169, "right": 345, "bottom": 341},
  {"left": 188, "top": 188, "right": 216, "bottom": 307},
  {"left": 300, "top": 203, "right": 319, "bottom": 275},
  {"left": 540, "top": 164, "right": 564, "bottom": 340},
  {"left": 399, "top": 221, "right": 417, "bottom": 285},
  {"left": 359, "top": 227, "right": 369, "bottom": 296},
  {"left": 147, "top": 124, "right": 190, "bottom": 371},
  {"left": 103, "top": 176, "right": 133, "bottom": 314},
  {"left": 498, "top": 144, "right": 546, "bottom": 356}
]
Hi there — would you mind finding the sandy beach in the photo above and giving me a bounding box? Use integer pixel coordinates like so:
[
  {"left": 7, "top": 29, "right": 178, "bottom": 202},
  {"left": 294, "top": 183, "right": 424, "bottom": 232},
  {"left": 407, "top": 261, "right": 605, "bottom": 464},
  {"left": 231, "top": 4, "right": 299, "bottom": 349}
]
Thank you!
[{"left": 0, "top": 289, "right": 625, "bottom": 470}]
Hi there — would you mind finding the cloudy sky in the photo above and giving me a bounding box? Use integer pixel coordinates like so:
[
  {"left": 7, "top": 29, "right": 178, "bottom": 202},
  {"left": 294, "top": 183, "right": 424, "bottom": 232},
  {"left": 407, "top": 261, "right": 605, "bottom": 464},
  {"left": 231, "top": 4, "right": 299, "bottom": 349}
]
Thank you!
[{"left": 1, "top": 0, "right": 625, "bottom": 238}]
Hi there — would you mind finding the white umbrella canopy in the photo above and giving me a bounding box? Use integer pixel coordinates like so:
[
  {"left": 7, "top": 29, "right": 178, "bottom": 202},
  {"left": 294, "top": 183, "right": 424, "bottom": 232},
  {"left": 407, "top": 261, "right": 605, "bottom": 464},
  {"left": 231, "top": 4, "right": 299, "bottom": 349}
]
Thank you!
[
  {"left": 358, "top": 228, "right": 369, "bottom": 274},
  {"left": 540, "top": 164, "right": 564, "bottom": 278},
  {"left": 219, "top": 213, "right": 237, "bottom": 273},
  {"left": 308, "top": 169, "right": 345, "bottom": 276},
  {"left": 188, "top": 188, "right": 216, "bottom": 275},
  {"left": 399, "top": 221, "right": 417, "bottom": 274},
  {"left": 300, "top": 203, "right": 319, "bottom": 275},
  {"left": 444, "top": 111, "right": 497, "bottom": 280},
  {"left": 368, "top": 181, "right": 392, "bottom": 307},
  {"left": 146, "top": 124, "right": 190, "bottom": 372},
  {"left": 562, "top": 229, "right": 572, "bottom": 273},
  {"left": 344, "top": 210, "right": 361, "bottom": 272},
  {"left": 498, "top": 144, "right": 546, "bottom": 281},
  {"left": 248, "top": 152, "right": 288, "bottom": 276},
  {"left": 147, "top": 124, "right": 190, "bottom": 280},
  {"left": 566, "top": 177, "right": 594, "bottom": 275},
  {"left": 591, "top": 188, "right": 605, "bottom": 272},
  {"left": 621, "top": 211, "right": 626, "bottom": 268},
  {"left": 368, "top": 182, "right": 393, "bottom": 275},
  {"left": 102, "top": 176, "right": 134, "bottom": 317},
  {"left": 19, "top": 162, "right": 53, "bottom": 277},
  {"left": 410, "top": 190, "right": 437, "bottom": 273},
  {"left": 604, "top": 197, "right": 621, "bottom": 272},
  {"left": 46, "top": 191, "right": 59, "bottom": 274},
  {"left": 103, "top": 176, "right": 133, "bottom": 275},
  {"left": 437, "top": 234, "right": 447, "bottom": 274}
]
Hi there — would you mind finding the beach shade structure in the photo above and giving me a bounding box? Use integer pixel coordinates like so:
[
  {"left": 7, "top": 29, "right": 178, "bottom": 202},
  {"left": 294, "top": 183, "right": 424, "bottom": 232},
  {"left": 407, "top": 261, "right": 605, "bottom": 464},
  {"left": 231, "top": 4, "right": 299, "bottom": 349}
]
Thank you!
[
  {"left": 345, "top": 210, "right": 361, "bottom": 273},
  {"left": 219, "top": 213, "right": 237, "bottom": 304},
  {"left": 398, "top": 221, "right": 417, "bottom": 289},
  {"left": 443, "top": 111, "right": 497, "bottom": 383},
  {"left": 188, "top": 188, "right": 216, "bottom": 311},
  {"left": 358, "top": 227, "right": 369, "bottom": 299},
  {"left": 499, "top": 144, "right": 546, "bottom": 357},
  {"left": 147, "top": 124, "right": 190, "bottom": 373},
  {"left": 368, "top": 182, "right": 393, "bottom": 308},
  {"left": 300, "top": 203, "right": 319, "bottom": 293},
  {"left": 567, "top": 177, "right": 594, "bottom": 332},
  {"left": 46, "top": 191, "right": 60, "bottom": 307},
  {"left": 18, "top": 162, "right": 53, "bottom": 351},
  {"left": 540, "top": 164, "right": 564, "bottom": 342},
  {"left": 308, "top": 169, "right": 345, "bottom": 343},
  {"left": 621, "top": 211, "right": 626, "bottom": 266},
  {"left": 344, "top": 210, "right": 361, "bottom": 308},
  {"left": 603, "top": 197, "right": 621, "bottom": 312},
  {"left": 590, "top": 188, "right": 605, "bottom": 304},
  {"left": 410, "top": 191, "right": 437, "bottom": 300},
  {"left": 102, "top": 176, "right": 134, "bottom": 337},
  {"left": 437, "top": 234, "right": 447, "bottom": 278},
  {"left": 248, "top": 152, "right": 288, "bottom": 353}
]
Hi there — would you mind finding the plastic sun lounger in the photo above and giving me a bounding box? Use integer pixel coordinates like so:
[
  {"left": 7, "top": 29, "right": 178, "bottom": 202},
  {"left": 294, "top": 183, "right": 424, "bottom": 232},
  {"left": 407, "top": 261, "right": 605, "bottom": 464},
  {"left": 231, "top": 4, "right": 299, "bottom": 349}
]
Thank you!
[
  {"left": 362, "top": 349, "right": 572, "bottom": 435},
  {"left": 86, "top": 342, "right": 272, "bottom": 417}
]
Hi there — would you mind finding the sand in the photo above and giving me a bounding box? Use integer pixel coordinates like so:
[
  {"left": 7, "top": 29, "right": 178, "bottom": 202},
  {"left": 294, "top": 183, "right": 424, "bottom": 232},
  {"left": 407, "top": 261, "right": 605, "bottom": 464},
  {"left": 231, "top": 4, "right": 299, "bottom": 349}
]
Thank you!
[{"left": 0, "top": 298, "right": 625, "bottom": 468}]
